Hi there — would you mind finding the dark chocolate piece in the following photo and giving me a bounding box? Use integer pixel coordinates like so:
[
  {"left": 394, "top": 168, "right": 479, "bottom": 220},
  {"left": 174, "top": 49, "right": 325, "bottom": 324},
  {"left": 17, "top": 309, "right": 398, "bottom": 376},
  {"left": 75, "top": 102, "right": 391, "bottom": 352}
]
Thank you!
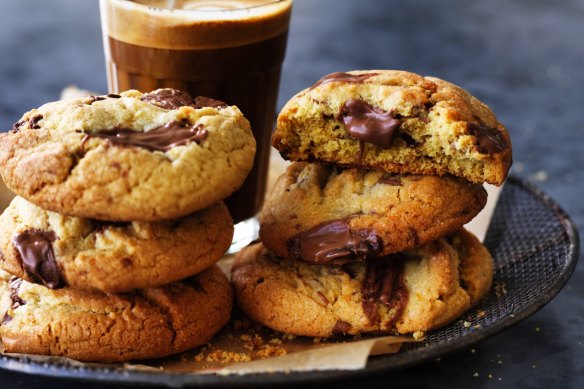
[
  {"left": 107, "top": 93, "right": 121, "bottom": 98},
  {"left": 87, "top": 95, "right": 106, "bottom": 104},
  {"left": 361, "top": 256, "right": 408, "bottom": 326},
  {"left": 1, "top": 313, "right": 12, "bottom": 325},
  {"left": 141, "top": 88, "right": 227, "bottom": 110},
  {"left": 332, "top": 320, "right": 352, "bottom": 335},
  {"left": 192, "top": 96, "right": 228, "bottom": 109},
  {"left": 28, "top": 114, "right": 43, "bottom": 129},
  {"left": 11, "top": 114, "right": 43, "bottom": 133},
  {"left": 8, "top": 277, "right": 26, "bottom": 308},
  {"left": 10, "top": 119, "right": 25, "bottom": 133},
  {"left": 339, "top": 99, "right": 401, "bottom": 149},
  {"left": 84, "top": 120, "right": 207, "bottom": 152},
  {"left": 12, "top": 230, "right": 61, "bottom": 289},
  {"left": 467, "top": 123, "right": 506, "bottom": 155},
  {"left": 309, "top": 72, "right": 378, "bottom": 90},
  {"left": 288, "top": 219, "right": 382, "bottom": 265}
]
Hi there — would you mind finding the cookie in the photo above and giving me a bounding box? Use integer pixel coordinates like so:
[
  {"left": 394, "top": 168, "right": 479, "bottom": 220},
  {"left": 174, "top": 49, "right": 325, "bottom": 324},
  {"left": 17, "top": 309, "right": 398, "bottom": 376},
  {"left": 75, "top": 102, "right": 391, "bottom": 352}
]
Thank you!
[
  {"left": 272, "top": 70, "right": 512, "bottom": 186},
  {"left": 0, "top": 88, "right": 256, "bottom": 221},
  {"left": 0, "top": 265, "right": 232, "bottom": 362},
  {"left": 260, "top": 162, "right": 487, "bottom": 265},
  {"left": 232, "top": 229, "right": 492, "bottom": 337},
  {"left": 0, "top": 196, "right": 233, "bottom": 293}
]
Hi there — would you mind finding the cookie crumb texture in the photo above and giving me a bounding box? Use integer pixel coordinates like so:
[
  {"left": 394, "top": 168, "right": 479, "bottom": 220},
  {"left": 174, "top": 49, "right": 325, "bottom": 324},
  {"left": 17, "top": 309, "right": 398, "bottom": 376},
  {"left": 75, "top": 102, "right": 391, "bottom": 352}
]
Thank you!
[
  {"left": 273, "top": 70, "right": 511, "bottom": 186},
  {"left": 0, "top": 265, "right": 232, "bottom": 362},
  {"left": 0, "top": 197, "right": 233, "bottom": 293},
  {"left": 232, "top": 230, "right": 492, "bottom": 337},
  {"left": 0, "top": 89, "right": 256, "bottom": 221},
  {"left": 260, "top": 162, "right": 487, "bottom": 260}
]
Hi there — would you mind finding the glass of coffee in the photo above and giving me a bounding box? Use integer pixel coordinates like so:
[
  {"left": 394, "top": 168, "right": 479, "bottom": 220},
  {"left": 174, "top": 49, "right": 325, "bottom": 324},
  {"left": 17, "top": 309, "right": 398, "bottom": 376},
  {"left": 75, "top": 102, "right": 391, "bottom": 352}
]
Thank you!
[{"left": 99, "top": 0, "right": 292, "bottom": 249}]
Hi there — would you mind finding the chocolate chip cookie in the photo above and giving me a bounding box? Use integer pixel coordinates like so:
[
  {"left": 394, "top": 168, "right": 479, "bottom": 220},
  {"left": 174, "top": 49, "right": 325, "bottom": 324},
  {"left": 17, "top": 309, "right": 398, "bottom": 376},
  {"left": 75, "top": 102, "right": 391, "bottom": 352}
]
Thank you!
[
  {"left": 0, "top": 89, "right": 256, "bottom": 221},
  {"left": 272, "top": 70, "right": 511, "bottom": 186},
  {"left": 0, "top": 265, "right": 232, "bottom": 362},
  {"left": 0, "top": 196, "right": 233, "bottom": 293},
  {"left": 232, "top": 229, "right": 492, "bottom": 337},
  {"left": 260, "top": 162, "right": 487, "bottom": 265}
]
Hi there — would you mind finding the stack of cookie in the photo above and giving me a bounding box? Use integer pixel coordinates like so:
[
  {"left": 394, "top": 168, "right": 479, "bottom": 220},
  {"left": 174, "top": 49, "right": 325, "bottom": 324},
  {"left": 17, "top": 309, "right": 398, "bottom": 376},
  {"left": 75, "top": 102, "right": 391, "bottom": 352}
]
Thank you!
[
  {"left": 0, "top": 89, "right": 256, "bottom": 362},
  {"left": 232, "top": 70, "right": 512, "bottom": 337}
]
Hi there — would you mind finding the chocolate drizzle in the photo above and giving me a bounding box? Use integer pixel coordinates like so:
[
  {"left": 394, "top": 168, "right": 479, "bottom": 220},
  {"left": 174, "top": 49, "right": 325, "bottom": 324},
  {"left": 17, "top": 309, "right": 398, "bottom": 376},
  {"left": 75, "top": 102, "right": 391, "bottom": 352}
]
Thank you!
[
  {"left": 309, "top": 72, "right": 378, "bottom": 90},
  {"left": 467, "top": 123, "right": 506, "bottom": 155},
  {"left": 288, "top": 219, "right": 382, "bottom": 265},
  {"left": 141, "top": 88, "right": 227, "bottom": 110},
  {"left": 339, "top": 99, "right": 401, "bottom": 149},
  {"left": 12, "top": 230, "right": 61, "bottom": 289},
  {"left": 84, "top": 120, "right": 207, "bottom": 152},
  {"left": 361, "top": 255, "right": 408, "bottom": 325}
]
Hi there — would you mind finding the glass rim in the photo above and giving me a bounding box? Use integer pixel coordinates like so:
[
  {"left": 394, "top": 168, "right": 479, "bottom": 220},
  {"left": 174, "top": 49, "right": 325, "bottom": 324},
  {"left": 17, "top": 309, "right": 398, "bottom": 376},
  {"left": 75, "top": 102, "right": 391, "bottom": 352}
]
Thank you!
[{"left": 112, "top": 0, "right": 291, "bottom": 12}]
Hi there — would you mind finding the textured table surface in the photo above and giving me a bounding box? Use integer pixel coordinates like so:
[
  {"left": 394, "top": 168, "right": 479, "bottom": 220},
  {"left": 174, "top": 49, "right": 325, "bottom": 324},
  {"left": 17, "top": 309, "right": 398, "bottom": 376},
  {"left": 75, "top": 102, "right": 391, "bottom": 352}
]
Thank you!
[{"left": 0, "top": 0, "right": 582, "bottom": 388}]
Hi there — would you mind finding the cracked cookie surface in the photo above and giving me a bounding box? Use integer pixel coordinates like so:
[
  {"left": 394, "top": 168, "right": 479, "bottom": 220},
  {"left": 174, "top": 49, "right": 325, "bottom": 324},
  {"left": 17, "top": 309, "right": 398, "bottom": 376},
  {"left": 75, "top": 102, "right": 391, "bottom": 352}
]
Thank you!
[
  {"left": 0, "top": 89, "right": 256, "bottom": 221},
  {"left": 260, "top": 162, "right": 487, "bottom": 264},
  {"left": 0, "top": 265, "right": 232, "bottom": 362},
  {"left": 272, "top": 70, "right": 511, "bottom": 186},
  {"left": 0, "top": 196, "right": 233, "bottom": 293},
  {"left": 232, "top": 229, "right": 492, "bottom": 337}
]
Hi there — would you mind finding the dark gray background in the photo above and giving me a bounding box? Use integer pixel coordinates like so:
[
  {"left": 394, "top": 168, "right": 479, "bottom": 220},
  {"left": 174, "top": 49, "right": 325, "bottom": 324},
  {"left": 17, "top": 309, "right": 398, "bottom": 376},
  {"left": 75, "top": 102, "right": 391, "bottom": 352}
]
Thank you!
[{"left": 0, "top": 0, "right": 582, "bottom": 388}]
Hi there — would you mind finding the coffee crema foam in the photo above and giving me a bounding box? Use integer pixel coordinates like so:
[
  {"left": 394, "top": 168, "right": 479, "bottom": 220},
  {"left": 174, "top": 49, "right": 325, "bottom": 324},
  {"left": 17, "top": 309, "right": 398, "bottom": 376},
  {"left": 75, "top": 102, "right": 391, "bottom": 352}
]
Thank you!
[
  {"left": 134, "top": 0, "right": 281, "bottom": 11},
  {"left": 102, "top": 0, "right": 291, "bottom": 49}
]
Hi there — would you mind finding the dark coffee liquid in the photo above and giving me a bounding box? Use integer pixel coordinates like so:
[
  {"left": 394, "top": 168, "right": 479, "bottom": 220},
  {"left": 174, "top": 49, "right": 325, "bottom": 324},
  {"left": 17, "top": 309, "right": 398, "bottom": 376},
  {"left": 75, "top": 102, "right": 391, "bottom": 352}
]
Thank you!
[{"left": 106, "top": 32, "right": 288, "bottom": 223}]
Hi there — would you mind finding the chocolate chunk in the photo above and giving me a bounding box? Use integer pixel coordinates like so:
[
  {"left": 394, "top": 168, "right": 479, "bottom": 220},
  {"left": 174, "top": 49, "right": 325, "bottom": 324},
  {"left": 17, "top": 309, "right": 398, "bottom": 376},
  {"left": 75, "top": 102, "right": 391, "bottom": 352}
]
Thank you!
[
  {"left": 10, "top": 119, "right": 25, "bottom": 133},
  {"left": 1, "top": 313, "right": 12, "bottom": 325},
  {"left": 316, "top": 291, "right": 329, "bottom": 305},
  {"left": 332, "top": 320, "right": 352, "bottom": 335},
  {"left": 141, "top": 88, "right": 227, "bottom": 110},
  {"left": 288, "top": 219, "right": 382, "bottom": 265},
  {"left": 361, "top": 256, "right": 408, "bottom": 326},
  {"left": 107, "top": 93, "right": 121, "bottom": 98},
  {"left": 8, "top": 277, "right": 26, "bottom": 308},
  {"left": 10, "top": 115, "right": 42, "bottom": 132},
  {"left": 87, "top": 95, "right": 106, "bottom": 104},
  {"left": 12, "top": 230, "right": 61, "bottom": 289},
  {"left": 192, "top": 96, "right": 228, "bottom": 109},
  {"left": 309, "top": 72, "right": 378, "bottom": 90},
  {"left": 467, "top": 123, "right": 506, "bottom": 155},
  {"left": 28, "top": 115, "right": 43, "bottom": 129},
  {"left": 84, "top": 121, "right": 207, "bottom": 152},
  {"left": 339, "top": 99, "right": 401, "bottom": 149}
]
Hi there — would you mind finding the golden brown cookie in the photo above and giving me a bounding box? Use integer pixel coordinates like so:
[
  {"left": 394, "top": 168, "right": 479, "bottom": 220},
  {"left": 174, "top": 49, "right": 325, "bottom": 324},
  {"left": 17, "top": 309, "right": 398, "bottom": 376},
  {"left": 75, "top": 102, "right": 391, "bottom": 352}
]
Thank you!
[
  {"left": 0, "top": 196, "right": 233, "bottom": 293},
  {"left": 272, "top": 70, "right": 511, "bottom": 186},
  {"left": 0, "top": 265, "right": 232, "bottom": 362},
  {"left": 260, "top": 162, "right": 486, "bottom": 265},
  {"left": 232, "top": 229, "right": 492, "bottom": 337},
  {"left": 0, "top": 89, "right": 256, "bottom": 221}
]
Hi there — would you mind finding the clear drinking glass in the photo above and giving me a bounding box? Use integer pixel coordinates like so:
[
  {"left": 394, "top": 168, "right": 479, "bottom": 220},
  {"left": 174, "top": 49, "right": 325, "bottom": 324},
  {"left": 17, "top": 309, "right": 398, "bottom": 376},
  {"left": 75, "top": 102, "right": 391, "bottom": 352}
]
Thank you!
[{"left": 99, "top": 0, "right": 292, "bottom": 251}]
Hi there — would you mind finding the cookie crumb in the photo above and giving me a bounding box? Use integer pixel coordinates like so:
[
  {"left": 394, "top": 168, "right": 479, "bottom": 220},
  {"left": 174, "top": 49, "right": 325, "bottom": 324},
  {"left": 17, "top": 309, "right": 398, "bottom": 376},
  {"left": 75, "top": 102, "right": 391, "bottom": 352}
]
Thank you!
[
  {"left": 473, "top": 372, "right": 479, "bottom": 377},
  {"left": 495, "top": 282, "right": 507, "bottom": 298},
  {"left": 413, "top": 331, "right": 425, "bottom": 339},
  {"left": 463, "top": 321, "right": 471, "bottom": 328}
]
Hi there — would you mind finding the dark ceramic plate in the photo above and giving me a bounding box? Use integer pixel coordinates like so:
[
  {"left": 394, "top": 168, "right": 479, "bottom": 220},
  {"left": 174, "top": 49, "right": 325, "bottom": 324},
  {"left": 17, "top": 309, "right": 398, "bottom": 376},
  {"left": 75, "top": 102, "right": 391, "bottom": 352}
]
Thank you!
[{"left": 0, "top": 176, "right": 579, "bottom": 387}]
